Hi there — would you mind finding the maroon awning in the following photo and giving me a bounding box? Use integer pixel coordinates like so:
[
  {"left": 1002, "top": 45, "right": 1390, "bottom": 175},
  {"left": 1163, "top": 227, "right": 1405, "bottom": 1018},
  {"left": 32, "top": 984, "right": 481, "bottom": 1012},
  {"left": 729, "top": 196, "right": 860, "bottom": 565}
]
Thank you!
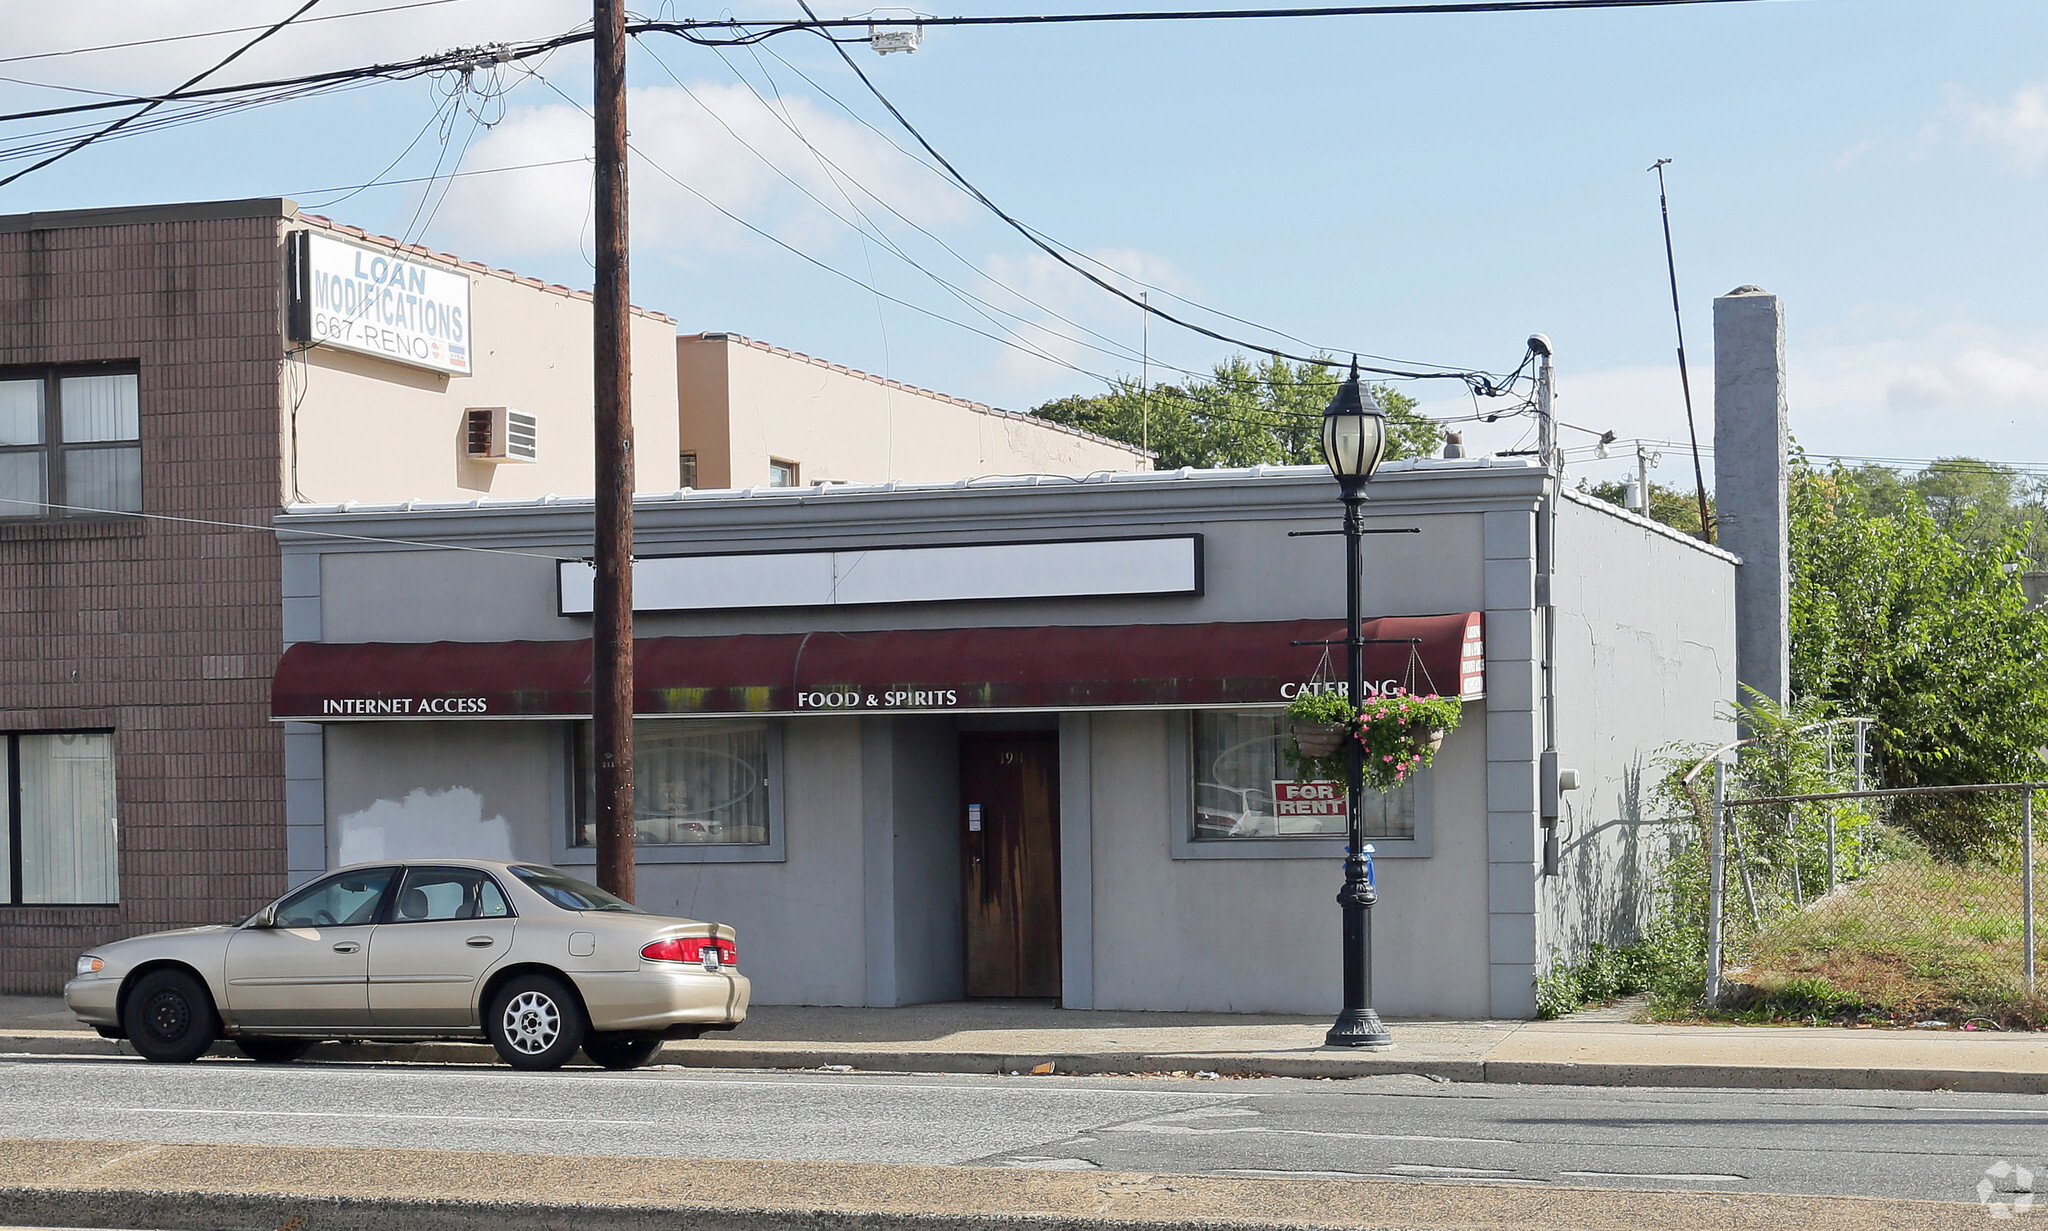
[{"left": 273, "top": 615, "right": 1484, "bottom": 720}]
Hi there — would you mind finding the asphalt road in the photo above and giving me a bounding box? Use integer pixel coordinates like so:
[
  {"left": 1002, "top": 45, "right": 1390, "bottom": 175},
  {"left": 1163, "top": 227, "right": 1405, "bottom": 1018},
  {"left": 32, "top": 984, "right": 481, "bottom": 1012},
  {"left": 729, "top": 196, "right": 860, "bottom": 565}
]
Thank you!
[{"left": 0, "top": 1056, "right": 2038, "bottom": 1209}]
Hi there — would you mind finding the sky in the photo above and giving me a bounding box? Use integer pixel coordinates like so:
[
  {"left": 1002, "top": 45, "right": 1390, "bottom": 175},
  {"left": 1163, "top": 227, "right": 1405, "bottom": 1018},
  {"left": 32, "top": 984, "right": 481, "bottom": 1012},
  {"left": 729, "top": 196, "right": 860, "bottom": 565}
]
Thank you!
[{"left": 3, "top": 0, "right": 2047, "bottom": 492}]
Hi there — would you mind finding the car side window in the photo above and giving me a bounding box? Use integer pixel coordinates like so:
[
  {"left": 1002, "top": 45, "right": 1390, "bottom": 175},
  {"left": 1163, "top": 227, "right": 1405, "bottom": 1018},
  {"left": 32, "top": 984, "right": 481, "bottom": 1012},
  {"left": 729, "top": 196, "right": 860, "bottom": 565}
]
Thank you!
[
  {"left": 478, "top": 878, "right": 511, "bottom": 918},
  {"left": 390, "top": 867, "right": 511, "bottom": 923},
  {"left": 272, "top": 868, "right": 396, "bottom": 928}
]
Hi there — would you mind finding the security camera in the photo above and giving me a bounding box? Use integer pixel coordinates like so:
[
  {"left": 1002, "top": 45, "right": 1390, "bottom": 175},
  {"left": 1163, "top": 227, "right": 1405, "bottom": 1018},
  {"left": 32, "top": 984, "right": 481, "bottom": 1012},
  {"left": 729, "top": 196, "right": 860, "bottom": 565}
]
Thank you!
[{"left": 1527, "top": 333, "right": 1553, "bottom": 357}]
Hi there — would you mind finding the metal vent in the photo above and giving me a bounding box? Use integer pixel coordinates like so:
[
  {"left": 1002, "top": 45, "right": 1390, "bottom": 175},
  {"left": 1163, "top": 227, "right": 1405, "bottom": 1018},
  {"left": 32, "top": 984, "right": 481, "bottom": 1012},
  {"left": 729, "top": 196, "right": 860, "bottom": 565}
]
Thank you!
[{"left": 465, "top": 407, "right": 538, "bottom": 463}]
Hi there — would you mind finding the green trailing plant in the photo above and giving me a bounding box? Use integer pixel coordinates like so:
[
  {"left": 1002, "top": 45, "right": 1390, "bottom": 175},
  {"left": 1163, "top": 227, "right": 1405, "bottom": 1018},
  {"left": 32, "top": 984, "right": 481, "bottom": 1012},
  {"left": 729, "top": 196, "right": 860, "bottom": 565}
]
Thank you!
[
  {"left": 1282, "top": 689, "right": 1463, "bottom": 791},
  {"left": 1282, "top": 690, "right": 1355, "bottom": 782},
  {"left": 1353, "top": 691, "right": 1462, "bottom": 792}
]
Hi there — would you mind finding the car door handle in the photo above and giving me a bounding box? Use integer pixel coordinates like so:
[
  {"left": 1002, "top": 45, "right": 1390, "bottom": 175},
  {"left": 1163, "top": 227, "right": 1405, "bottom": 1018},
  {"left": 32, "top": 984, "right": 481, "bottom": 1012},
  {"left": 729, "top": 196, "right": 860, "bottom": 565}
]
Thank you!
[
  {"left": 465, "top": 936, "right": 496, "bottom": 948},
  {"left": 332, "top": 941, "right": 360, "bottom": 953}
]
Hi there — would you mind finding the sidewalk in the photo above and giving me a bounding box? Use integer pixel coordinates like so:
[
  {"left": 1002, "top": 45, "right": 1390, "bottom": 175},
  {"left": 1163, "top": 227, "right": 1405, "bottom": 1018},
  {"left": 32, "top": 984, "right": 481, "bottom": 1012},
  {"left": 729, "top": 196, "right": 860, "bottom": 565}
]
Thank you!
[{"left": 5, "top": 995, "right": 2046, "bottom": 1093}]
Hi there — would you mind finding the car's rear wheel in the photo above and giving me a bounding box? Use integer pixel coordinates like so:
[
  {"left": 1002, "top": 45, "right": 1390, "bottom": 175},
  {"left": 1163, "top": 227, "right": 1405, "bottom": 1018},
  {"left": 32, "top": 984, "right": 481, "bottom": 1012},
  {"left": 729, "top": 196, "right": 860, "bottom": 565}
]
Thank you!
[
  {"left": 583, "top": 1031, "right": 662, "bottom": 1070},
  {"left": 122, "top": 969, "right": 218, "bottom": 1064},
  {"left": 486, "top": 974, "right": 586, "bottom": 1070},
  {"left": 235, "top": 1036, "right": 315, "bottom": 1064}
]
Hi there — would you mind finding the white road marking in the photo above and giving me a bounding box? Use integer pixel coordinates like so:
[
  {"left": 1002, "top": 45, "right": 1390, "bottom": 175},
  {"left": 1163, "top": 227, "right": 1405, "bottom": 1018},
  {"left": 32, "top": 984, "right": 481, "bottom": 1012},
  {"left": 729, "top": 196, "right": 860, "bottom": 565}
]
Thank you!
[
  {"left": 1218, "top": 1168, "right": 1547, "bottom": 1185},
  {"left": 109, "top": 1108, "right": 656, "bottom": 1126},
  {"left": 1913, "top": 1107, "right": 2048, "bottom": 1115},
  {"left": 1558, "top": 1171, "right": 1747, "bottom": 1182},
  {"left": 1388, "top": 1164, "right": 1516, "bottom": 1175},
  {"left": 1102, "top": 1123, "right": 1511, "bottom": 1145}
]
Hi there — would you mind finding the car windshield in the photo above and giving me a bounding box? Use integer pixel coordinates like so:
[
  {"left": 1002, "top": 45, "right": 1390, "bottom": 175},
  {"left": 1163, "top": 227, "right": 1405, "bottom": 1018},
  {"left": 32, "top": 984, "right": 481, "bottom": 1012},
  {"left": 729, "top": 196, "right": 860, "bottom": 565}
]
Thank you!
[{"left": 508, "top": 864, "right": 643, "bottom": 913}]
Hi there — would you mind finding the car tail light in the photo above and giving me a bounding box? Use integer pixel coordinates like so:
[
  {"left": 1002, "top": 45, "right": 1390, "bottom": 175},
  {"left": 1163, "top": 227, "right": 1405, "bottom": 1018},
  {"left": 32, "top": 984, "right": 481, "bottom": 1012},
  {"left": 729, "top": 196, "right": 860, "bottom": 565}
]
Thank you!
[{"left": 641, "top": 937, "right": 738, "bottom": 968}]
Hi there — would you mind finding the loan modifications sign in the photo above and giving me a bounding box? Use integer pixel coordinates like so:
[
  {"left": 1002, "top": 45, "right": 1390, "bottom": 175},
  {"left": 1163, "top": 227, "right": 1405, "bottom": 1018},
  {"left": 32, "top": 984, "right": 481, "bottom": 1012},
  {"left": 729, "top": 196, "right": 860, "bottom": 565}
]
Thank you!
[{"left": 287, "top": 230, "right": 473, "bottom": 376}]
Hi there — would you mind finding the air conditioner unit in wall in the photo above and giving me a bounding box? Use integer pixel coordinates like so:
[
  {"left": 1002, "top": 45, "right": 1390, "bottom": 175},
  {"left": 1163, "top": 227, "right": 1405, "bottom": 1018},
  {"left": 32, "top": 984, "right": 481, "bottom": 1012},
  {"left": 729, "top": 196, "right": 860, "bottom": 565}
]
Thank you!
[{"left": 466, "top": 407, "right": 538, "bottom": 463}]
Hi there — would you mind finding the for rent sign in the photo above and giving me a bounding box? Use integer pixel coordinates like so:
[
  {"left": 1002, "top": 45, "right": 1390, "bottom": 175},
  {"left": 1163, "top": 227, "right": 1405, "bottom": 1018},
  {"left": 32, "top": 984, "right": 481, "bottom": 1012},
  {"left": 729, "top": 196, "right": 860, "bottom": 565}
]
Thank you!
[
  {"left": 1274, "top": 781, "right": 1347, "bottom": 818},
  {"left": 287, "top": 230, "right": 473, "bottom": 376}
]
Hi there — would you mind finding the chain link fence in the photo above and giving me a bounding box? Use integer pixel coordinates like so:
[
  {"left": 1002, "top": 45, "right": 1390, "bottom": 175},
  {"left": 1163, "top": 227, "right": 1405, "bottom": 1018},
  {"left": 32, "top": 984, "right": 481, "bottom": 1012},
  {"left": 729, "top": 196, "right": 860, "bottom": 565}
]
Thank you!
[{"left": 1683, "top": 737, "right": 2044, "bottom": 1023}]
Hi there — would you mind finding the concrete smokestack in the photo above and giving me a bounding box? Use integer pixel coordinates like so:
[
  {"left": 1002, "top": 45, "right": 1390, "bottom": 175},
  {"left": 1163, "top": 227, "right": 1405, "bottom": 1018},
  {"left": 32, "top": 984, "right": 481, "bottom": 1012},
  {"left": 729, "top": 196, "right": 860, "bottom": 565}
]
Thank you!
[{"left": 1712, "top": 286, "right": 1790, "bottom": 709}]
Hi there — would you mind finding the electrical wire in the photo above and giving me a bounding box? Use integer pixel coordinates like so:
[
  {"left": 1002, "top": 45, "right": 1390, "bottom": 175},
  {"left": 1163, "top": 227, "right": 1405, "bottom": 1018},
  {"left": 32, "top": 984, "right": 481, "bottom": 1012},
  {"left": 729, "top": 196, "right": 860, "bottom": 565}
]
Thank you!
[
  {"left": 0, "top": 0, "right": 475, "bottom": 67},
  {"left": 0, "top": 495, "right": 582, "bottom": 562},
  {"left": 0, "top": 0, "right": 330, "bottom": 189},
  {"left": 290, "top": 155, "right": 594, "bottom": 204},
  {"left": 769, "top": 5, "right": 1528, "bottom": 394}
]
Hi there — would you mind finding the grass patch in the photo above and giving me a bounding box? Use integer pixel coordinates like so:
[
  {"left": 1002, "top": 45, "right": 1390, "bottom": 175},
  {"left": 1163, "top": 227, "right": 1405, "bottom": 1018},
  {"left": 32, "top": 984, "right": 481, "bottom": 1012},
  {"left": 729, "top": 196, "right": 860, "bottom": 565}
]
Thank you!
[{"left": 1732, "top": 846, "right": 2047, "bottom": 1029}]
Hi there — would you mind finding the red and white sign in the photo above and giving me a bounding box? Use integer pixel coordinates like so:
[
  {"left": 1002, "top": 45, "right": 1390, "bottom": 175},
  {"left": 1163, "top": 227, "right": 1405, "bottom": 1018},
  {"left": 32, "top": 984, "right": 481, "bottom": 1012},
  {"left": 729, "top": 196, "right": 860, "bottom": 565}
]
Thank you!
[{"left": 1274, "top": 781, "right": 1347, "bottom": 818}]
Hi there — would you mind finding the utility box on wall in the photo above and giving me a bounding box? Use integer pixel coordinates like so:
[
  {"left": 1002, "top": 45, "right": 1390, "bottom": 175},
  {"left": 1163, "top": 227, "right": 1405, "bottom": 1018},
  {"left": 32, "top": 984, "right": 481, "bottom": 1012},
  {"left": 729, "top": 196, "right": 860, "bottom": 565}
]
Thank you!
[{"left": 465, "top": 407, "right": 538, "bottom": 464}]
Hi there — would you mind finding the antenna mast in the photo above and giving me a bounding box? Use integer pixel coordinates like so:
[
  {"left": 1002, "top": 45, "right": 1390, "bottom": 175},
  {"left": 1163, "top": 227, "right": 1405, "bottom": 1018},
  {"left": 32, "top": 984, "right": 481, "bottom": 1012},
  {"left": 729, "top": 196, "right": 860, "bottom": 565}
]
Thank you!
[{"left": 1651, "top": 158, "right": 1713, "bottom": 542}]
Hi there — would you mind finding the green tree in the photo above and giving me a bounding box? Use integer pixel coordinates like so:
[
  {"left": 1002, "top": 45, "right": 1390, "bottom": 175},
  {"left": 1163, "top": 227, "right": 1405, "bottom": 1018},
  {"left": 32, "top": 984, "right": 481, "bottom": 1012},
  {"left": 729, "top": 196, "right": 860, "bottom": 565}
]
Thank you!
[
  {"left": 1840, "top": 457, "right": 2048, "bottom": 569},
  {"left": 1788, "top": 462, "right": 2048, "bottom": 859},
  {"left": 1578, "top": 478, "right": 1715, "bottom": 537},
  {"left": 1031, "top": 355, "right": 1441, "bottom": 470}
]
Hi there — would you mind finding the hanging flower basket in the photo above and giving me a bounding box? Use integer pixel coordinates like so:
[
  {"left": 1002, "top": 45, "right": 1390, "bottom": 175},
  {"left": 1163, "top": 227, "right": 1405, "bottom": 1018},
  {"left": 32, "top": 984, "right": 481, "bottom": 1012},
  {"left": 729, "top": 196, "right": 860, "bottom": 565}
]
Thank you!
[
  {"left": 1352, "top": 692, "right": 1462, "bottom": 792},
  {"left": 1289, "top": 721, "right": 1348, "bottom": 760},
  {"left": 1285, "top": 689, "right": 1462, "bottom": 789}
]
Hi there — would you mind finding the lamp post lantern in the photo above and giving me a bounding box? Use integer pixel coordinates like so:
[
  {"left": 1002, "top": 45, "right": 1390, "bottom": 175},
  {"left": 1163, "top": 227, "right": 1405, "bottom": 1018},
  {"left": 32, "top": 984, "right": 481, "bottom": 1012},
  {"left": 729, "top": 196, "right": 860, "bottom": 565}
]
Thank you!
[{"left": 1320, "top": 360, "right": 1394, "bottom": 1050}]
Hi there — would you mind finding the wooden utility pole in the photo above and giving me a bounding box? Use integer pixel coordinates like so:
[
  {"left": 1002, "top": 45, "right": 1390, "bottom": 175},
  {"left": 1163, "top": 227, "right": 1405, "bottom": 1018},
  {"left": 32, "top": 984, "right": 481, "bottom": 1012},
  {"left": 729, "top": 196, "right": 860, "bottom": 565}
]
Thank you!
[{"left": 591, "top": 0, "right": 636, "bottom": 901}]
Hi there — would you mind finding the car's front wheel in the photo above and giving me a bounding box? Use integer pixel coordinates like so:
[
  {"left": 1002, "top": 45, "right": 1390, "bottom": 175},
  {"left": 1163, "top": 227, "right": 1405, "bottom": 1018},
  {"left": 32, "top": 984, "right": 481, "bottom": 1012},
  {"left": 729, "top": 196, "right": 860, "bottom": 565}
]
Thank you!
[
  {"left": 485, "top": 974, "right": 586, "bottom": 1070},
  {"left": 235, "top": 1037, "right": 315, "bottom": 1064},
  {"left": 583, "top": 1031, "right": 662, "bottom": 1070},
  {"left": 122, "top": 969, "right": 219, "bottom": 1064}
]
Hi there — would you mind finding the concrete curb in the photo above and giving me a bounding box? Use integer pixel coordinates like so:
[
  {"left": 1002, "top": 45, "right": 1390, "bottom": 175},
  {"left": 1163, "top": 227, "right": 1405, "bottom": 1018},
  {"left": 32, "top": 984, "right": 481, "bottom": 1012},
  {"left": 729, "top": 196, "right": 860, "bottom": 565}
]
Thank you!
[{"left": 3, "top": 1032, "right": 2044, "bottom": 1094}]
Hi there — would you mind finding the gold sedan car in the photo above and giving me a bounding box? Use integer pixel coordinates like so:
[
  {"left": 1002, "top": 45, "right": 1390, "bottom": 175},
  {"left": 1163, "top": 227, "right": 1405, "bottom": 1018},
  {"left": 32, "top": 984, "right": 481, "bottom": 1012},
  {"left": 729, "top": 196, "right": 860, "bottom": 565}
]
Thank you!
[{"left": 64, "top": 860, "right": 749, "bottom": 1071}]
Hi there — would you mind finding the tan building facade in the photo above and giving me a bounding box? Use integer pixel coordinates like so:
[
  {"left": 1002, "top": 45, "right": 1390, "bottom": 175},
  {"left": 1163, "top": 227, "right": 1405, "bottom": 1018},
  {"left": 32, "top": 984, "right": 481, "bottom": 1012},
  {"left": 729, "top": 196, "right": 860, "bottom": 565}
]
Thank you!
[
  {"left": 676, "top": 333, "right": 1148, "bottom": 491},
  {"left": 0, "top": 198, "right": 679, "bottom": 992}
]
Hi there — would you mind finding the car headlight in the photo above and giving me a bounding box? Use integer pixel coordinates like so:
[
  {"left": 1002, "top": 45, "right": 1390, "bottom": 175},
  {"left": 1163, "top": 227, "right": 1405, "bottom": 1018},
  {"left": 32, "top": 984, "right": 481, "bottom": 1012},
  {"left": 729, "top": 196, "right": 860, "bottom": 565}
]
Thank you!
[{"left": 75, "top": 956, "right": 103, "bottom": 976}]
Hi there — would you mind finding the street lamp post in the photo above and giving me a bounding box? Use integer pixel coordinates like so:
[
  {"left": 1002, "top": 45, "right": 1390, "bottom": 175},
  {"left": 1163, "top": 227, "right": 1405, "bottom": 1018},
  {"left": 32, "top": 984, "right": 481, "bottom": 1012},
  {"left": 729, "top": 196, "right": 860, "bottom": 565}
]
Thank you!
[{"left": 1320, "top": 360, "right": 1394, "bottom": 1051}]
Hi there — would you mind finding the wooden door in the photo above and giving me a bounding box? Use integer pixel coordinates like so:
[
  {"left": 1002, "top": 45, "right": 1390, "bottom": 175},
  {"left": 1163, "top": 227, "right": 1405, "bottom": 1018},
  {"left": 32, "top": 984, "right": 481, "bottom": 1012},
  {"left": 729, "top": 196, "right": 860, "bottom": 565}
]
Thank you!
[{"left": 959, "top": 732, "right": 1062, "bottom": 999}]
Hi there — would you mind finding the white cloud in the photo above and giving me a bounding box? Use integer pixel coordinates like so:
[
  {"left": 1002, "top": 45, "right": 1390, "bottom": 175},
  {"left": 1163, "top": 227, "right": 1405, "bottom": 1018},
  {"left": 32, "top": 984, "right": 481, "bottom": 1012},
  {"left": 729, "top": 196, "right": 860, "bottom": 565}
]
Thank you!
[
  {"left": 1421, "top": 320, "right": 2048, "bottom": 486},
  {"left": 1946, "top": 82, "right": 2048, "bottom": 172},
  {"left": 428, "top": 82, "right": 966, "bottom": 260}
]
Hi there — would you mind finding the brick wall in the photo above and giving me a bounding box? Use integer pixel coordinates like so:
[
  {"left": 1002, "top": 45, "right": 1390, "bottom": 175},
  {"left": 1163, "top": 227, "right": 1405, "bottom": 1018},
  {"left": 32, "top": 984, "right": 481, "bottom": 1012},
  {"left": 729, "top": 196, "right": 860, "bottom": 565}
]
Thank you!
[{"left": 0, "top": 212, "right": 288, "bottom": 993}]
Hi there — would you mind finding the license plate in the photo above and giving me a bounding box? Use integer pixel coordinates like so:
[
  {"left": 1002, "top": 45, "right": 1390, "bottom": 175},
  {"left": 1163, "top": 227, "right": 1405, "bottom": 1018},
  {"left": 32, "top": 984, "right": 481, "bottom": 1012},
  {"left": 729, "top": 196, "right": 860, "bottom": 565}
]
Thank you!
[{"left": 702, "top": 951, "right": 721, "bottom": 971}]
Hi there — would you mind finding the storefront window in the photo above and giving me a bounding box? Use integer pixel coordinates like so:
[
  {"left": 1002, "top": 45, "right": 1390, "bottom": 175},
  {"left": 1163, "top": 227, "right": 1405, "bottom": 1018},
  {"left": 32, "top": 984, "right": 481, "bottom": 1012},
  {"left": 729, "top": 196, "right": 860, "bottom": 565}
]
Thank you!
[
  {"left": 2, "top": 731, "right": 120, "bottom": 903},
  {"left": 573, "top": 719, "right": 773, "bottom": 847},
  {"left": 1191, "top": 709, "right": 1414, "bottom": 841}
]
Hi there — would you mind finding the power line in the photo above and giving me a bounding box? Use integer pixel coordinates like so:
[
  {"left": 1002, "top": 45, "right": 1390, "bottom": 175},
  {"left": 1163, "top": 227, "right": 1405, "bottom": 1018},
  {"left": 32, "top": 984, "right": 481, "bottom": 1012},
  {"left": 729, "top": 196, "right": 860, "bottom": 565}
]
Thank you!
[
  {"left": 0, "top": 0, "right": 473, "bottom": 66},
  {"left": 763, "top": 9, "right": 1529, "bottom": 393},
  {"left": 0, "top": 0, "right": 330, "bottom": 189},
  {"left": 0, "top": 1, "right": 1764, "bottom": 123},
  {"left": 290, "top": 155, "right": 593, "bottom": 202}
]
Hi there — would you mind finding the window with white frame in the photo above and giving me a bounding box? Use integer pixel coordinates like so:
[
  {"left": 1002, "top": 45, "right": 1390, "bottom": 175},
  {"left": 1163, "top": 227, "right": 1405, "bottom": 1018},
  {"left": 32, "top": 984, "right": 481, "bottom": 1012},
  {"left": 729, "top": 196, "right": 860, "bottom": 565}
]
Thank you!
[
  {"left": 1, "top": 732, "right": 120, "bottom": 904},
  {"left": 572, "top": 719, "right": 773, "bottom": 847},
  {"left": 0, "top": 368, "right": 141, "bottom": 521},
  {"left": 767, "top": 458, "right": 798, "bottom": 488},
  {"left": 1190, "top": 709, "right": 1415, "bottom": 842}
]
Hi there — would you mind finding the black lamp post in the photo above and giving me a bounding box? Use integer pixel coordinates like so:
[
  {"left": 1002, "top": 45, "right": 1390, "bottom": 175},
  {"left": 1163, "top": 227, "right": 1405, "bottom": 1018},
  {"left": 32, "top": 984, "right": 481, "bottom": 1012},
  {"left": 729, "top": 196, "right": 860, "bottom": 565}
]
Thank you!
[{"left": 1320, "top": 360, "right": 1394, "bottom": 1050}]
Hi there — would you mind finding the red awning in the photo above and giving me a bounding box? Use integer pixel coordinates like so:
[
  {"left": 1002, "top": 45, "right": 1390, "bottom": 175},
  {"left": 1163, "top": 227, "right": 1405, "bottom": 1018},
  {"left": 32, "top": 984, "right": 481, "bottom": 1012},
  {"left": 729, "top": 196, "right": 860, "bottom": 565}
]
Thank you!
[{"left": 273, "top": 615, "right": 1484, "bottom": 720}]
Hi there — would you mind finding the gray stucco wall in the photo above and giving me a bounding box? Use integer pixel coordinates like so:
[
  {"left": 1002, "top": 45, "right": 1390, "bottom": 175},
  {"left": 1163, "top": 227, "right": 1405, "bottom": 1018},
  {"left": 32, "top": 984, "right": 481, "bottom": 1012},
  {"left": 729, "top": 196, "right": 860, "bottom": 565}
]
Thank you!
[
  {"left": 863, "top": 716, "right": 966, "bottom": 1007},
  {"left": 1541, "top": 492, "right": 1738, "bottom": 964},
  {"left": 1084, "top": 710, "right": 1493, "bottom": 1017},
  {"left": 300, "top": 468, "right": 1507, "bottom": 645}
]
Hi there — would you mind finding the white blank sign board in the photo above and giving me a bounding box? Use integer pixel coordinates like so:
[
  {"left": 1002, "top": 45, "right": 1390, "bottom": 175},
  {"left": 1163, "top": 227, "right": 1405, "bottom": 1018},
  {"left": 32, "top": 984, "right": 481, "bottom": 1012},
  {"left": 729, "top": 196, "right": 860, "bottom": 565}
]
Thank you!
[{"left": 557, "top": 536, "right": 1200, "bottom": 614}]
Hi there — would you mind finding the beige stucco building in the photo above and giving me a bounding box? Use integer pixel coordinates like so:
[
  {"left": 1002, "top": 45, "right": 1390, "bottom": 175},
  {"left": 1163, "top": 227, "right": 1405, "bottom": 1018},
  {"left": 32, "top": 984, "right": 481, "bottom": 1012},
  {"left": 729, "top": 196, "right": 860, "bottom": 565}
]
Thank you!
[
  {"left": 676, "top": 332, "right": 1149, "bottom": 490},
  {"left": 288, "top": 216, "right": 680, "bottom": 504}
]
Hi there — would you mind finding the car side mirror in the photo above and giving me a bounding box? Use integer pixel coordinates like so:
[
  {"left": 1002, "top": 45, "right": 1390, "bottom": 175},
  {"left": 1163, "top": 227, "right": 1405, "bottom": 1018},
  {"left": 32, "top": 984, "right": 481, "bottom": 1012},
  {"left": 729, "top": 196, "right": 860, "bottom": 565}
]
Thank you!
[{"left": 246, "top": 905, "right": 277, "bottom": 929}]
